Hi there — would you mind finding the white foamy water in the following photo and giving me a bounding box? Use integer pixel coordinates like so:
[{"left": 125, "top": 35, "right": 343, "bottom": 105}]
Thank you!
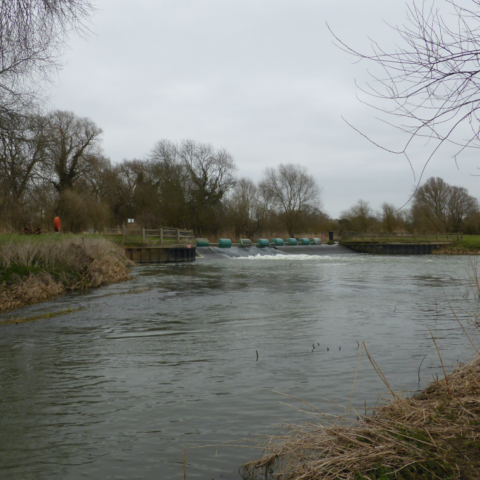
[{"left": 232, "top": 253, "right": 364, "bottom": 261}]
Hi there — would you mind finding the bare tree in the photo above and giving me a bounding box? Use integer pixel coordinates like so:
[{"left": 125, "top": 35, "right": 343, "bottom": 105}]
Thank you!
[
  {"left": 44, "top": 110, "right": 103, "bottom": 193},
  {"left": 412, "top": 176, "right": 478, "bottom": 231},
  {"left": 332, "top": 0, "right": 480, "bottom": 176},
  {"left": 228, "top": 178, "right": 265, "bottom": 237},
  {"left": 448, "top": 185, "right": 478, "bottom": 231},
  {"left": 0, "top": 0, "right": 94, "bottom": 114},
  {"left": 379, "top": 202, "right": 405, "bottom": 233},
  {"left": 179, "top": 140, "right": 237, "bottom": 205},
  {"left": 339, "top": 199, "right": 376, "bottom": 232},
  {"left": 178, "top": 140, "right": 237, "bottom": 233},
  {"left": 412, "top": 177, "right": 450, "bottom": 231},
  {"left": 0, "top": 112, "right": 49, "bottom": 227},
  {"left": 0, "top": 113, "right": 48, "bottom": 198},
  {"left": 145, "top": 139, "right": 237, "bottom": 232},
  {"left": 259, "top": 164, "right": 321, "bottom": 237}
]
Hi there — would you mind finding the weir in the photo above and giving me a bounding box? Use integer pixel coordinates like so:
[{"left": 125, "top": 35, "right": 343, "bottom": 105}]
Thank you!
[
  {"left": 123, "top": 245, "right": 196, "bottom": 263},
  {"left": 196, "top": 244, "right": 355, "bottom": 259},
  {"left": 123, "top": 242, "right": 449, "bottom": 264}
]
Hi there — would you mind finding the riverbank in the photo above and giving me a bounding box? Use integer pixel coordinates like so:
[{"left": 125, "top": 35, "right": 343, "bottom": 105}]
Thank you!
[
  {"left": 241, "top": 350, "right": 480, "bottom": 479},
  {"left": 341, "top": 234, "right": 480, "bottom": 255},
  {"left": 0, "top": 235, "right": 132, "bottom": 313}
]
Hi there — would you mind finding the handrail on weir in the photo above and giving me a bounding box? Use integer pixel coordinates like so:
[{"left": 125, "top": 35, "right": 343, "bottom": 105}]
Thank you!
[{"left": 104, "top": 226, "right": 194, "bottom": 244}]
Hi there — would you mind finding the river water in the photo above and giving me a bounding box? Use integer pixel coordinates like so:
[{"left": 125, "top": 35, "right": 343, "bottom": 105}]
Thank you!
[{"left": 1, "top": 247, "right": 479, "bottom": 479}]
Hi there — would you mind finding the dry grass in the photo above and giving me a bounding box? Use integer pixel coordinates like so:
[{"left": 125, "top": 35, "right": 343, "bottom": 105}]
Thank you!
[
  {"left": 0, "top": 237, "right": 133, "bottom": 313},
  {"left": 241, "top": 346, "right": 480, "bottom": 480}
]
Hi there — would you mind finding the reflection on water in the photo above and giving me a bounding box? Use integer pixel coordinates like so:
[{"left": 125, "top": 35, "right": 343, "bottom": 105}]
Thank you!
[{"left": 0, "top": 254, "right": 479, "bottom": 479}]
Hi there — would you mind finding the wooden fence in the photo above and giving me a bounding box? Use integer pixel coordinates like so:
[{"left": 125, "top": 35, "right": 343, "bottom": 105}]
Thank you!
[{"left": 104, "top": 227, "right": 194, "bottom": 244}]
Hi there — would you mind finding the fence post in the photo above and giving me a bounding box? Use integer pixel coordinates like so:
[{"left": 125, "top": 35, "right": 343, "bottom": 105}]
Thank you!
[
  {"left": 122, "top": 225, "right": 126, "bottom": 244},
  {"left": 160, "top": 228, "right": 163, "bottom": 244},
  {"left": 142, "top": 227, "right": 146, "bottom": 243},
  {"left": 177, "top": 228, "right": 181, "bottom": 243}
]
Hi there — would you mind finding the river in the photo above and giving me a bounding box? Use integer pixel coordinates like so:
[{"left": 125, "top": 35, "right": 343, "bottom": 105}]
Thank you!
[{"left": 0, "top": 248, "right": 479, "bottom": 479}]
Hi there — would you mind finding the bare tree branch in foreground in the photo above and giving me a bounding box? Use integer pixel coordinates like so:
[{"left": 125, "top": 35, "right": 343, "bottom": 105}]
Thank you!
[
  {"left": 330, "top": 0, "right": 480, "bottom": 183},
  {"left": 0, "top": 0, "right": 95, "bottom": 114}
]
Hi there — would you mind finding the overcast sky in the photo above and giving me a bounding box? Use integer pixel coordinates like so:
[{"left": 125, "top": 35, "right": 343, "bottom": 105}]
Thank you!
[{"left": 47, "top": 0, "right": 480, "bottom": 218}]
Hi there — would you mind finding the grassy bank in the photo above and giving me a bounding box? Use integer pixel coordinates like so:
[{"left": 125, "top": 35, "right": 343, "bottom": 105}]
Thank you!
[
  {"left": 433, "top": 235, "right": 480, "bottom": 254},
  {"left": 241, "top": 345, "right": 480, "bottom": 479},
  {"left": 0, "top": 235, "right": 132, "bottom": 313}
]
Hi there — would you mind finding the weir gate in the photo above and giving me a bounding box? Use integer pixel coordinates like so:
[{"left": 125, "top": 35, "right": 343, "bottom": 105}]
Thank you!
[{"left": 123, "top": 245, "right": 196, "bottom": 263}]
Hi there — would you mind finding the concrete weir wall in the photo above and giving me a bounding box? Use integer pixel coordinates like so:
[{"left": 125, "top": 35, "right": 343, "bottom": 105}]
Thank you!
[
  {"left": 123, "top": 246, "right": 196, "bottom": 263},
  {"left": 343, "top": 243, "right": 444, "bottom": 254}
]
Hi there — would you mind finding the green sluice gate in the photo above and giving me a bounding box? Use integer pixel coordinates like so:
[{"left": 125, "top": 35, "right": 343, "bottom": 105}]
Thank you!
[
  {"left": 256, "top": 239, "right": 269, "bottom": 247},
  {"left": 310, "top": 238, "right": 321, "bottom": 245},
  {"left": 217, "top": 238, "right": 232, "bottom": 248},
  {"left": 285, "top": 238, "right": 298, "bottom": 245},
  {"left": 271, "top": 238, "right": 284, "bottom": 246},
  {"left": 298, "top": 238, "right": 310, "bottom": 245},
  {"left": 238, "top": 239, "right": 253, "bottom": 247},
  {"left": 196, "top": 238, "right": 210, "bottom": 247}
]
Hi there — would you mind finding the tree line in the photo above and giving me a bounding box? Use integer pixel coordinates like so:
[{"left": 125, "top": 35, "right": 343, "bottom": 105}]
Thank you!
[
  {"left": 0, "top": 110, "right": 329, "bottom": 236},
  {"left": 1, "top": 108, "right": 478, "bottom": 236},
  {"left": 1, "top": 1, "right": 478, "bottom": 237},
  {"left": 339, "top": 177, "right": 480, "bottom": 234}
]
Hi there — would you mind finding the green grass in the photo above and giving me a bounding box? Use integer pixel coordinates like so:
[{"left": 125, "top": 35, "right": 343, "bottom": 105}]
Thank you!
[
  {"left": 0, "top": 233, "right": 86, "bottom": 244},
  {"left": 446, "top": 235, "right": 480, "bottom": 251}
]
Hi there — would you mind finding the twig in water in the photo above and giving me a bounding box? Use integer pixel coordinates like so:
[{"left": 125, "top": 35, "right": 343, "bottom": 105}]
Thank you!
[
  {"left": 348, "top": 341, "right": 364, "bottom": 409},
  {"left": 417, "top": 355, "right": 427, "bottom": 384},
  {"left": 428, "top": 328, "right": 452, "bottom": 395},
  {"left": 183, "top": 448, "right": 186, "bottom": 480},
  {"left": 256, "top": 350, "right": 259, "bottom": 361},
  {"left": 448, "top": 304, "right": 479, "bottom": 353}
]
